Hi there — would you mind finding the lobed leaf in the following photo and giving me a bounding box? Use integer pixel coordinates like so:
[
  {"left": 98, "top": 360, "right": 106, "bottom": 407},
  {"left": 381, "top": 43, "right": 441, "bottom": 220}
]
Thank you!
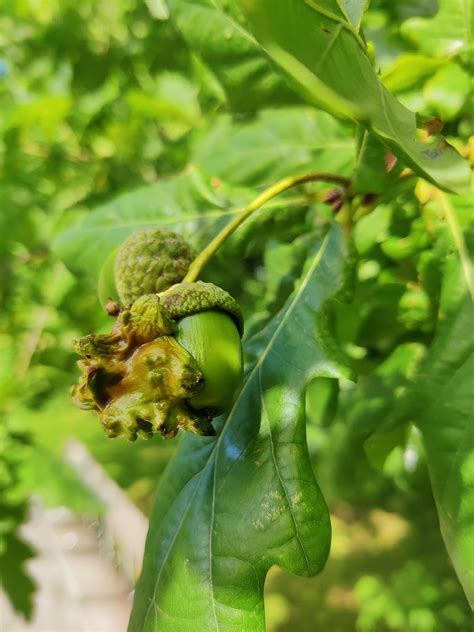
[{"left": 129, "top": 225, "right": 350, "bottom": 631}]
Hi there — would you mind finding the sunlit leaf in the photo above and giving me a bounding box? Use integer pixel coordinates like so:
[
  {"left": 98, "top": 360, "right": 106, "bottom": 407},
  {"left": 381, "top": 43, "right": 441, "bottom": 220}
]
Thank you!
[
  {"left": 129, "top": 226, "right": 350, "bottom": 631},
  {"left": 166, "top": 0, "right": 295, "bottom": 111},
  {"left": 236, "top": 0, "right": 470, "bottom": 192}
]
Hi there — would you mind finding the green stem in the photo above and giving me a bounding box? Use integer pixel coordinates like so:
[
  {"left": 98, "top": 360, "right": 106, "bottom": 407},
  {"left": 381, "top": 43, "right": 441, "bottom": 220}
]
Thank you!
[{"left": 183, "top": 172, "right": 350, "bottom": 282}]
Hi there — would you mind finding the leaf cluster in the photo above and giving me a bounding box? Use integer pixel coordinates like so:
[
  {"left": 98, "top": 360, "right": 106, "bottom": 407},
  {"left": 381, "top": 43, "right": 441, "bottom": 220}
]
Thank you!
[{"left": 1, "top": 0, "right": 472, "bottom": 628}]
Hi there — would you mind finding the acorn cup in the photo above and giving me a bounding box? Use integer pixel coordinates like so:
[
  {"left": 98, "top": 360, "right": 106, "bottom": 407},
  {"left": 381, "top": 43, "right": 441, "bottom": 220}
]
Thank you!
[{"left": 72, "top": 230, "right": 244, "bottom": 441}]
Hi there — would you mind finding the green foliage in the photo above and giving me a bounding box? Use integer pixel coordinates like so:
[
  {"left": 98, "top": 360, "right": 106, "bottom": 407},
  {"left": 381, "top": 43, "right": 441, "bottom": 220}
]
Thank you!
[
  {"left": 236, "top": 0, "right": 470, "bottom": 192},
  {"left": 130, "top": 228, "right": 349, "bottom": 630},
  {"left": 192, "top": 108, "right": 355, "bottom": 186},
  {"left": 355, "top": 559, "right": 465, "bottom": 631},
  {"left": 53, "top": 168, "right": 254, "bottom": 281},
  {"left": 1, "top": 0, "right": 472, "bottom": 628},
  {"left": 409, "top": 256, "right": 474, "bottom": 606},
  {"left": 166, "top": 0, "right": 296, "bottom": 111},
  {"left": 0, "top": 421, "right": 35, "bottom": 618}
]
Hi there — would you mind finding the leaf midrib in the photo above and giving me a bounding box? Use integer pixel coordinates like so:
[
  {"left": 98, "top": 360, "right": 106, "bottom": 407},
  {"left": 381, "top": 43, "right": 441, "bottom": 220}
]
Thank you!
[
  {"left": 141, "top": 232, "right": 331, "bottom": 630},
  {"left": 304, "top": 0, "right": 367, "bottom": 52}
]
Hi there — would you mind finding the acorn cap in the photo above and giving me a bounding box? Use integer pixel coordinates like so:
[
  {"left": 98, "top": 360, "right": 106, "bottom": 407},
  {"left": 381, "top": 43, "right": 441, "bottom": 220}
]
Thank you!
[
  {"left": 159, "top": 281, "right": 244, "bottom": 336},
  {"left": 115, "top": 228, "right": 196, "bottom": 306}
]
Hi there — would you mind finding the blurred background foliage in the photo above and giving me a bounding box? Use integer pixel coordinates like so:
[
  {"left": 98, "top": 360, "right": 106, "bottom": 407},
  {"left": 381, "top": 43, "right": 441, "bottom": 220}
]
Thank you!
[{"left": 0, "top": 0, "right": 472, "bottom": 629}]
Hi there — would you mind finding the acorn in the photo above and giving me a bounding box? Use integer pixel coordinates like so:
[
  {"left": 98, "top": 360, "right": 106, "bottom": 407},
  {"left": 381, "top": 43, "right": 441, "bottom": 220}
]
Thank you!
[
  {"left": 72, "top": 282, "right": 244, "bottom": 441},
  {"left": 161, "top": 282, "right": 244, "bottom": 415}
]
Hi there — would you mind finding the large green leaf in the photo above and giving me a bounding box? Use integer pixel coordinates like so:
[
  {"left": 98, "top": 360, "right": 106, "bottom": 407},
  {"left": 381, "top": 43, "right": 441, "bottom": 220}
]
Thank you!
[
  {"left": 413, "top": 256, "right": 474, "bottom": 607},
  {"left": 166, "top": 0, "right": 295, "bottom": 112},
  {"left": 236, "top": 0, "right": 470, "bottom": 192},
  {"left": 192, "top": 107, "right": 355, "bottom": 186},
  {"left": 129, "top": 226, "right": 350, "bottom": 631}
]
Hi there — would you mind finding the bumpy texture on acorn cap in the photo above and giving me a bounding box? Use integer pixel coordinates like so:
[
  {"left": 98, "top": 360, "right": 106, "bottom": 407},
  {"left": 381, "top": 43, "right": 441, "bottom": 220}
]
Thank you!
[
  {"left": 115, "top": 228, "right": 196, "bottom": 306},
  {"left": 71, "top": 282, "right": 243, "bottom": 441},
  {"left": 160, "top": 281, "right": 244, "bottom": 336}
]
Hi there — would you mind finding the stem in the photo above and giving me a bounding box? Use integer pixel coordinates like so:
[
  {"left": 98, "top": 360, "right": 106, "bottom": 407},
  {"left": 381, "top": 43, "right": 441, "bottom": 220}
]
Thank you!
[{"left": 184, "top": 172, "right": 350, "bottom": 282}]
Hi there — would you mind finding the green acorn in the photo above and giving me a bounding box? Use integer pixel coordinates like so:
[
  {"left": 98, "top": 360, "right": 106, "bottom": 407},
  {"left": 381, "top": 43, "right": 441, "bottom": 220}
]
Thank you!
[
  {"left": 115, "top": 228, "right": 196, "bottom": 306},
  {"left": 72, "top": 281, "right": 244, "bottom": 441}
]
